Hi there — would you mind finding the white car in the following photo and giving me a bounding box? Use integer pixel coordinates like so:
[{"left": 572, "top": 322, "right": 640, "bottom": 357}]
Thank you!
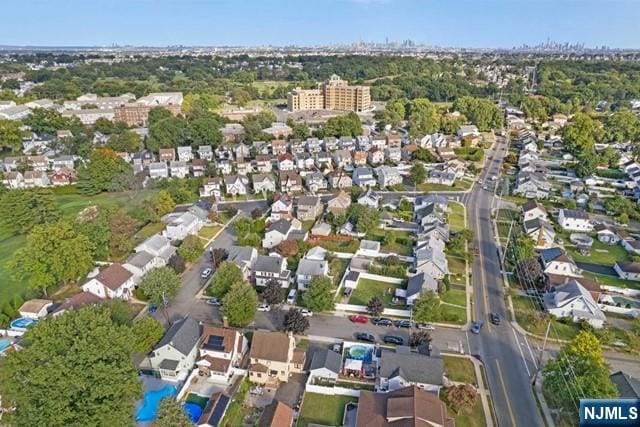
[
  {"left": 301, "top": 309, "right": 313, "bottom": 317},
  {"left": 417, "top": 323, "right": 435, "bottom": 330},
  {"left": 257, "top": 303, "right": 271, "bottom": 312},
  {"left": 201, "top": 268, "right": 213, "bottom": 279},
  {"left": 205, "top": 298, "right": 221, "bottom": 306}
]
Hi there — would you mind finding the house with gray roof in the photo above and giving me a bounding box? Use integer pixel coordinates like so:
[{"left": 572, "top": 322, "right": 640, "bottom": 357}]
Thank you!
[
  {"left": 227, "top": 245, "right": 258, "bottom": 281},
  {"left": 147, "top": 316, "right": 201, "bottom": 382},
  {"left": 352, "top": 167, "right": 376, "bottom": 188},
  {"left": 296, "top": 258, "right": 329, "bottom": 291},
  {"left": 378, "top": 349, "right": 444, "bottom": 393},
  {"left": 398, "top": 272, "right": 439, "bottom": 305},
  {"left": 543, "top": 279, "right": 606, "bottom": 328},
  {"left": 610, "top": 371, "right": 640, "bottom": 398},
  {"left": 309, "top": 348, "right": 342, "bottom": 382},
  {"left": 123, "top": 250, "right": 164, "bottom": 281},
  {"left": 135, "top": 234, "right": 176, "bottom": 263},
  {"left": 254, "top": 255, "right": 290, "bottom": 288},
  {"left": 262, "top": 219, "right": 301, "bottom": 249}
]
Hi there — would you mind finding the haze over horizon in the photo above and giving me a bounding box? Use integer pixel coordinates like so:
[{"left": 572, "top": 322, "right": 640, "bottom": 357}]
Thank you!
[{"left": 1, "top": 0, "right": 639, "bottom": 49}]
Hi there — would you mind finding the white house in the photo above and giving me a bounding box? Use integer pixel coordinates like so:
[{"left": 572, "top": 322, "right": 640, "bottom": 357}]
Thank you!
[
  {"left": 123, "top": 251, "right": 164, "bottom": 281},
  {"left": 82, "top": 263, "right": 135, "bottom": 300},
  {"left": 18, "top": 299, "right": 53, "bottom": 319},
  {"left": 308, "top": 348, "right": 342, "bottom": 383},
  {"left": 378, "top": 350, "right": 444, "bottom": 393},
  {"left": 376, "top": 165, "right": 403, "bottom": 188},
  {"left": 200, "top": 177, "right": 223, "bottom": 199},
  {"left": 177, "top": 146, "right": 193, "bottom": 162},
  {"left": 224, "top": 175, "right": 249, "bottom": 196},
  {"left": 164, "top": 211, "right": 203, "bottom": 241},
  {"left": 148, "top": 162, "right": 169, "bottom": 179},
  {"left": 594, "top": 224, "right": 621, "bottom": 245},
  {"left": 357, "top": 188, "right": 381, "bottom": 208},
  {"left": 296, "top": 258, "right": 329, "bottom": 290},
  {"left": 558, "top": 209, "right": 593, "bottom": 232},
  {"left": 252, "top": 173, "right": 276, "bottom": 194},
  {"left": 227, "top": 245, "right": 258, "bottom": 281},
  {"left": 521, "top": 199, "right": 548, "bottom": 222},
  {"left": 540, "top": 248, "right": 581, "bottom": 278},
  {"left": 135, "top": 234, "right": 177, "bottom": 264},
  {"left": 147, "top": 316, "right": 201, "bottom": 382},
  {"left": 253, "top": 254, "right": 290, "bottom": 287},
  {"left": 414, "top": 246, "right": 448, "bottom": 280},
  {"left": 196, "top": 326, "right": 248, "bottom": 385},
  {"left": 262, "top": 219, "right": 301, "bottom": 249},
  {"left": 269, "top": 194, "right": 294, "bottom": 221},
  {"left": 169, "top": 160, "right": 189, "bottom": 178},
  {"left": 543, "top": 280, "right": 606, "bottom": 329},
  {"left": 614, "top": 261, "right": 640, "bottom": 281}
]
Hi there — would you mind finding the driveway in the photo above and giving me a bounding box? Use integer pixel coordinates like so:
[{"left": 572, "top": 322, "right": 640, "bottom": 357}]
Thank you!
[{"left": 275, "top": 373, "right": 307, "bottom": 409}]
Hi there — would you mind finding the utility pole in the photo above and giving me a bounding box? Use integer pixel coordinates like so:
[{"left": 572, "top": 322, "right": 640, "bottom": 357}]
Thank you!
[
  {"left": 531, "top": 320, "right": 551, "bottom": 385},
  {"left": 501, "top": 220, "right": 515, "bottom": 265}
]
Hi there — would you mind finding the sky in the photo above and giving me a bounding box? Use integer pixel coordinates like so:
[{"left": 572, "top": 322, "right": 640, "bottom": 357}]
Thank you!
[{"left": 1, "top": 0, "right": 638, "bottom": 48}]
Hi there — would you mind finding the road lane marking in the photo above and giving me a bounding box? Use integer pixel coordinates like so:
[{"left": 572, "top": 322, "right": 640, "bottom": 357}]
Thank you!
[
  {"left": 473, "top": 199, "right": 491, "bottom": 331},
  {"left": 523, "top": 334, "right": 538, "bottom": 369},
  {"left": 495, "top": 359, "right": 517, "bottom": 427},
  {"left": 511, "top": 326, "right": 531, "bottom": 376}
]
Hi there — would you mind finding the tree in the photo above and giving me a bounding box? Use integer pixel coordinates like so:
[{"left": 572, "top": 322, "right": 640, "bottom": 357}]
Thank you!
[
  {"left": 348, "top": 204, "right": 380, "bottom": 234},
  {"left": 444, "top": 385, "right": 478, "bottom": 414},
  {"left": 367, "top": 296, "right": 384, "bottom": 317},
  {"left": 323, "top": 112, "right": 362, "bottom": 137},
  {"left": 11, "top": 220, "right": 94, "bottom": 295},
  {"left": 283, "top": 308, "right": 310, "bottom": 334},
  {"left": 149, "top": 190, "right": 176, "bottom": 219},
  {"left": 221, "top": 282, "right": 258, "bottom": 327},
  {"left": 211, "top": 248, "right": 228, "bottom": 268},
  {"left": 147, "top": 116, "right": 189, "bottom": 152},
  {"left": 0, "top": 307, "right": 141, "bottom": 426},
  {"left": 138, "top": 267, "right": 181, "bottom": 307},
  {"left": 156, "top": 397, "right": 192, "bottom": 427},
  {"left": 167, "top": 253, "right": 186, "bottom": 273},
  {"left": 131, "top": 317, "right": 165, "bottom": 354},
  {"left": 383, "top": 231, "right": 396, "bottom": 246},
  {"left": 208, "top": 261, "right": 244, "bottom": 298},
  {"left": 515, "top": 257, "right": 542, "bottom": 289},
  {"left": 0, "top": 118, "right": 26, "bottom": 152},
  {"left": 543, "top": 331, "right": 618, "bottom": 418},
  {"left": 575, "top": 148, "right": 598, "bottom": 178},
  {"left": 188, "top": 115, "right": 223, "bottom": 147},
  {"left": 177, "top": 234, "right": 204, "bottom": 262},
  {"left": 409, "top": 330, "right": 433, "bottom": 348},
  {"left": 276, "top": 240, "right": 300, "bottom": 257},
  {"left": 302, "top": 276, "right": 335, "bottom": 312},
  {"left": 562, "top": 112, "right": 604, "bottom": 155},
  {"left": 409, "top": 163, "right": 427, "bottom": 185},
  {"left": 412, "top": 291, "right": 442, "bottom": 323},
  {"left": 251, "top": 208, "right": 263, "bottom": 219},
  {"left": 407, "top": 98, "right": 440, "bottom": 136},
  {"left": 452, "top": 97, "right": 503, "bottom": 131},
  {"left": 605, "top": 108, "right": 640, "bottom": 142},
  {"left": 599, "top": 146, "right": 621, "bottom": 168},
  {"left": 0, "top": 188, "right": 60, "bottom": 234},
  {"left": 108, "top": 209, "right": 138, "bottom": 259},
  {"left": 379, "top": 99, "right": 405, "bottom": 128},
  {"left": 76, "top": 148, "right": 133, "bottom": 195},
  {"left": 262, "top": 279, "right": 285, "bottom": 305},
  {"left": 106, "top": 130, "right": 142, "bottom": 152},
  {"left": 23, "top": 107, "right": 70, "bottom": 134},
  {"left": 233, "top": 217, "right": 253, "bottom": 237},
  {"left": 413, "top": 147, "right": 437, "bottom": 162}
]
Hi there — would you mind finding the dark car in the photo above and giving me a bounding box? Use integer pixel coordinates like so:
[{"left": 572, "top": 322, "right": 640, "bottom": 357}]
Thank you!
[
  {"left": 354, "top": 332, "right": 376, "bottom": 343},
  {"left": 383, "top": 335, "right": 404, "bottom": 345},
  {"left": 371, "top": 317, "right": 393, "bottom": 326},
  {"left": 470, "top": 321, "right": 484, "bottom": 334},
  {"left": 490, "top": 312, "right": 501, "bottom": 325},
  {"left": 394, "top": 320, "right": 412, "bottom": 328}
]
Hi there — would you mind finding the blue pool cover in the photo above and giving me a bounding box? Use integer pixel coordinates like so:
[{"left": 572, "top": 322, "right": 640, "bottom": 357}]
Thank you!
[
  {"left": 183, "top": 402, "right": 203, "bottom": 422},
  {"left": 135, "top": 384, "right": 178, "bottom": 422}
]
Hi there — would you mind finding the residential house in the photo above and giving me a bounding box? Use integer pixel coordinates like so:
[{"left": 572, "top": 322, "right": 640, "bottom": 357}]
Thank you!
[
  {"left": 227, "top": 245, "right": 258, "bottom": 281},
  {"left": 82, "top": 263, "right": 135, "bottom": 300},
  {"left": 399, "top": 272, "right": 439, "bottom": 305},
  {"left": 2, "top": 171, "right": 23, "bottom": 188},
  {"left": 294, "top": 152, "right": 315, "bottom": 170},
  {"left": 148, "top": 162, "right": 169, "bottom": 179},
  {"left": 332, "top": 150, "right": 353, "bottom": 169},
  {"left": 540, "top": 248, "right": 581, "bottom": 278},
  {"left": 252, "top": 173, "right": 277, "bottom": 194},
  {"left": 595, "top": 224, "right": 621, "bottom": 245},
  {"left": 514, "top": 172, "right": 551, "bottom": 199},
  {"left": 328, "top": 168, "right": 353, "bottom": 189},
  {"left": 133, "top": 150, "right": 154, "bottom": 173},
  {"left": 355, "top": 385, "right": 454, "bottom": 427},
  {"left": 165, "top": 211, "right": 203, "bottom": 241},
  {"left": 558, "top": 209, "right": 593, "bottom": 232},
  {"left": 371, "top": 136, "right": 387, "bottom": 150},
  {"left": 52, "top": 155, "right": 74, "bottom": 171},
  {"left": 401, "top": 143, "right": 418, "bottom": 161},
  {"left": 521, "top": 199, "right": 548, "bottom": 222},
  {"left": 610, "top": 372, "right": 640, "bottom": 399},
  {"left": 305, "top": 172, "right": 327, "bottom": 193},
  {"left": 263, "top": 123, "right": 292, "bottom": 138},
  {"left": 248, "top": 332, "right": 304, "bottom": 386},
  {"left": 198, "top": 145, "right": 213, "bottom": 161},
  {"left": 18, "top": 299, "right": 53, "bottom": 319},
  {"left": 255, "top": 155, "right": 273, "bottom": 173},
  {"left": 135, "top": 234, "right": 177, "bottom": 264},
  {"left": 352, "top": 167, "right": 376, "bottom": 188},
  {"left": 338, "top": 137, "right": 356, "bottom": 151},
  {"left": 257, "top": 400, "right": 294, "bottom": 427},
  {"left": 270, "top": 193, "right": 294, "bottom": 221},
  {"left": 419, "top": 133, "right": 447, "bottom": 149},
  {"left": 277, "top": 153, "right": 296, "bottom": 171},
  {"left": 314, "top": 151, "right": 333, "bottom": 170},
  {"left": 296, "top": 196, "right": 322, "bottom": 221},
  {"left": 458, "top": 124, "right": 479, "bottom": 137},
  {"left": 378, "top": 350, "right": 444, "bottom": 393},
  {"left": 200, "top": 177, "right": 223, "bottom": 199},
  {"left": 219, "top": 123, "right": 245, "bottom": 143},
  {"left": 196, "top": 326, "right": 248, "bottom": 385},
  {"left": 414, "top": 246, "right": 448, "bottom": 279},
  {"left": 543, "top": 279, "right": 606, "bottom": 328},
  {"left": 254, "top": 254, "right": 291, "bottom": 287},
  {"left": 308, "top": 348, "right": 341, "bottom": 382},
  {"left": 278, "top": 171, "right": 303, "bottom": 193},
  {"left": 224, "top": 175, "right": 249, "bottom": 196},
  {"left": 23, "top": 170, "right": 50, "bottom": 188},
  {"left": 376, "top": 166, "right": 402, "bottom": 188},
  {"left": 170, "top": 160, "right": 189, "bottom": 178},
  {"left": 177, "top": 146, "right": 193, "bottom": 162},
  {"left": 147, "top": 316, "right": 201, "bottom": 381},
  {"left": 215, "top": 158, "right": 232, "bottom": 175},
  {"left": 262, "top": 219, "right": 302, "bottom": 249},
  {"left": 296, "top": 257, "right": 329, "bottom": 290},
  {"left": 327, "top": 190, "right": 351, "bottom": 215},
  {"left": 305, "top": 138, "right": 323, "bottom": 154},
  {"left": 357, "top": 188, "right": 381, "bottom": 208},
  {"left": 524, "top": 218, "right": 556, "bottom": 249},
  {"left": 622, "top": 237, "right": 640, "bottom": 255},
  {"left": 123, "top": 250, "right": 164, "bottom": 281},
  {"left": 384, "top": 147, "right": 401, "bottom": 163},
  {"left": 614, "top": 261, "right": 640, "bottom": 281},
  {"left": 51, "top": 292, "right": 102, "bottom": 317},
  {"left": 26, "top": 155, "right": 48, "bottom": 172},
  {"left": 368, "top": 149, "right": 385, "bottom": 166},
  {"left": 426, "top": 169, "right": 455, "bottom": 186},
  {"left": 414, "top": 199, "right": 446, "bottom": 228},
  {"left": 191, "top": 158, "right": 206, "bottom": 177},
  {"left": 158, "top": 148, "right": 175, "bottom": 162},
  {"left": 271, "top": 140, "right": 288, "bottom": 156},
  {"left": 353, "top": 151, "right": 368, "bottom": 167},
  {"left": 50, "top": 167, "right": 75, "bottom": 186}
]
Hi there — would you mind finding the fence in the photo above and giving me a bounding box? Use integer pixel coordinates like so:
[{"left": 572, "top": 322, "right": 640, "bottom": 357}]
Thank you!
[
  {"left": 599, "top": 304, "right": 639, "bottom": 318},
  {"left": 305, "top": 383, "right": 362, "bottom": 397},
  {"left": 601, "top": 285, "right": 640, "bottom": 298},
  {"left": 0, "top": 329, "right": 24, "bottom": 337},
  {"left": 358, "top": 272, "right": 404, "bottom": 284},
  {"left": 334, "top": 303, "right": 411, "bottom": 318}
]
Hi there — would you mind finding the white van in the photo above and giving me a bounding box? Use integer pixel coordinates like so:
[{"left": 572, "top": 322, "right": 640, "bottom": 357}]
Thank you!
[{"left": 287, "top": 289, "right": 297, "bottom": 305}]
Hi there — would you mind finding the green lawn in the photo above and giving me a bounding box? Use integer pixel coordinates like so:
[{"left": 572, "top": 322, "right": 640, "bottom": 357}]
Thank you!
[
  {"left": 0, "top": 234, "right": 28, "bottom": 304},
  {"left": 496, "top": 221, "right": 514, "bottom": 245},
  {"left": 55, "top": 189, "right": 157, "bottom": 217},
  {"left": 297, "top": 393, "right": 358, "bottom": 427},
  {"left": 136, "top": 222, "right": 166, "bottom": 241},
  {"left": 316, "top": 239, "right": 360, "bottom": 254},
  {"left": 443, "top": 356, "right": 477, "bottom": 385},
  {"left": 449, "top": 202, "right": 466, "bottom": 232},
  {"left": 567, "top": 239, "right": 629, "bottom": 265},
  {"left": 365, "top": 228, "right": 413, "bottom": 256},
  {"left": 496, "top": 209, "right": 518, "bottom": 222},
  {"left": 446, "top": 398, "right": 487, "bottom": 427},
  {"left": 417, "top": 180, "right": 473, "bottom": 192},
  {"left": 349, "top": 278, "right": 403, "bottom": 307},
  {"left": 199, "top": 225, "right": 222, "bottom": 240},
  {"left": 329, "top": 258, "right": 350, "bottom": 286},
  {"left": 512, "top": 296, "right": 580, "bottom": 340},
  {"left": 448, "top": 255, "right": 467, "bottom": 282},
  {"left": 440, "top": 289, "right": 467, "bottom": 307},
  {"left": 440, "top": 304, "right": 467, "bottom": 325},
  {"left": 582, "top": 271, "right": 640, "bottom": 291}
]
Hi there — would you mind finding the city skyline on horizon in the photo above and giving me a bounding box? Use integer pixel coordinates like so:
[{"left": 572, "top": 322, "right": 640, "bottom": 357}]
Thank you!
[{"left": 1, "top": 0, "right": 639, "bottom": 49}]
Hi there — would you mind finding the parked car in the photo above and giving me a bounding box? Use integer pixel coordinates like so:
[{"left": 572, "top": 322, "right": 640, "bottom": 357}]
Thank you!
[
  {"left": 301, "top": 309, "right": 313, "bottom": 317},
  {"left": 354, "top": 332, "right": 375, "bottom": 343},
  {"left": 349, "top": 314, "right": 369, "bottom": 324},
  {"left": 205, "top": 298, "right": 221, "bottom": 306},
  {"left": 490, "top": 312, "right": 501, "bottom": 325},
  {"left": 343, "top": 287, "right": 353, "bottom": 297},
  {"left": 470, "top": 321, "right": 484, "bottom": 334},
  {"left": 395, "top": 320, "right": 411, "bottom": 328},
  {"left": 332, "top": 343, "right": 342, "bottom": 353},
  {"left": 286, "top": 289, "right": 297, "bottom": 305},
  {"left": 371, "top": 317, "right": 393, "bottom": 326},
  {"left": 257, "top": 303, "right": 270, "bottom": 312},
  {"left": 201, "top": 268, "right": 213, "bottom": 279},
  {"left": 383, "top": 335, "right": 404, "bottom": 345},
  {"left": 417, "top": 323, "right": 435, "bottom": 330}
]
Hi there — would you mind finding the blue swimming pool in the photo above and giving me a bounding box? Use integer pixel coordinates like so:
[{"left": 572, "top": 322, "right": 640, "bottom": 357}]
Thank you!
[
  {"left": 347, "top": 345, "right": 374, "bottom": 362},
  {"left": 10, "top": 317, "right": 38, "bottom": 330},
  {"left": 135, "top": 384, "right": 178, "bottom": 422},
  {"left": 0, "top": 339, "right": 12, "bottom": 353}
]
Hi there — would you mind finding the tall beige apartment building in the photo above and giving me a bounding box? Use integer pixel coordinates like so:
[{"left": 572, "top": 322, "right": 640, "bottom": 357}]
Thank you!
[{"left": 287, "top": 74, "right": 371, "bottom": 112}]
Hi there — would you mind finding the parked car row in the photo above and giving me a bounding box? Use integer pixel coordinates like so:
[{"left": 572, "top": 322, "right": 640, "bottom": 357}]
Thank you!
[{"left": 353, "top": 332, "right": 404, "bottom": 346}]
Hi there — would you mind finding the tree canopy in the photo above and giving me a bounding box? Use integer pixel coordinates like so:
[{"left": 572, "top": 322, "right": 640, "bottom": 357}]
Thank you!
[
  {"left": 138, "top": 266, "right": 181, "bottom": 307},
  {"left": 302, "top": 276, "right": 335, "bottom": 312},
  {"left": 221, "top": 282, "right": 258, "bottom": 327},
  {"left": 208, "top": 261, "right": 245, "bottom": 298}
]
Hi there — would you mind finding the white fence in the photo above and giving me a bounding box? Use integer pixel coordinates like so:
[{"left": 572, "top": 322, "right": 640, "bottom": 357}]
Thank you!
[
  {"left": 0, "top": 329, "right": 24, "bottom": 337},
  {"left": 305, "top": 383, "right": 361, "bottom": 397},
  {"left": 601, "top": 285, "right": 640, "bottom": 298},
  {"left": 358, "top": 273, "right": 404, "bottom": 284},
  {"left": 334, "top": 303, "right": 411, "bottom": 318},
  {"left": 600, "top": 304, "right": 639, "bottom": 318}
]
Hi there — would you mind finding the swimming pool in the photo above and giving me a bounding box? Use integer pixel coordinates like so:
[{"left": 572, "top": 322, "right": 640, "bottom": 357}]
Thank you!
[
  {"left": 10, "top": 317, "right": 38, "bottom": 330},
  {"left": 611, "top": 296, "right": 640, "bottom": 309},
  {"left": 135, "top": 384, "right": 178, "bottom": 422},
  {"left": 347, "top": 345, "right": 374, "bottom": 362},
  {"left": 0, "top": 339, "right": 12, "bottom": 353}
]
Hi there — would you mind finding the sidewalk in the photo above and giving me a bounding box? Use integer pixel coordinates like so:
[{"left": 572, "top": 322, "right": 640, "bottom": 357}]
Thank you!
[{"left": 446, "top": 353, "right": 495, "bottom": 427}]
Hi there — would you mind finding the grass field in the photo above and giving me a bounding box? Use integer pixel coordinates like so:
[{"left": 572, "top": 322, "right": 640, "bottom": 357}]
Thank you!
[
  {"left": 582, "top": 271, "right": 640, "bottom": 290},
  {"left": 447, "top": 398, "right": 487, "bottom": 427},
  {"left": 440, "top": 304, "right": 467, "bottom": 325},
  {"left": 329, "top": 258, "right": 350, "bottom": 286},
  {"left": 135, "top": 222, "right": 166, "bottom": 242},
  {"left": 417, "top": 179, "right": 473, "bottom": 192},
  {"left": 443, "top": 356, "right": 477, "bottom": 385},
  {"left": 198, "top": 225, "right": 222, "bottom": 240},
  {"left": 449, "top": 202, "right": 466, "bottom": 232},
  {"left": 568, "top": 239, "right": 629, "bottom": 265},
  {"left": 349, "top": 278, "right": 403, "bottom": 307},
  {"left": 448, "top": 256, "right": 467, "bottom": 282},
  {"left": 365, "top": 228, "right": 413, "bottom": 256},
  {"left": 297, "top": 393, "right": 358, "bottom": 427},
  {"left": 512, "top": 295, "right": 580, "bottom": 340},
  {"left": 316, "top": 239, "right": 360, "bottom": 254},
  {"left": 440, "top": 289, "right": 467, "bottom": 307},
  {"left": 55, "top": 189, "right": 156, "bottom": 218},
  {"left": 0, "top": 234, "right": 28, "bottom": 304}
]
